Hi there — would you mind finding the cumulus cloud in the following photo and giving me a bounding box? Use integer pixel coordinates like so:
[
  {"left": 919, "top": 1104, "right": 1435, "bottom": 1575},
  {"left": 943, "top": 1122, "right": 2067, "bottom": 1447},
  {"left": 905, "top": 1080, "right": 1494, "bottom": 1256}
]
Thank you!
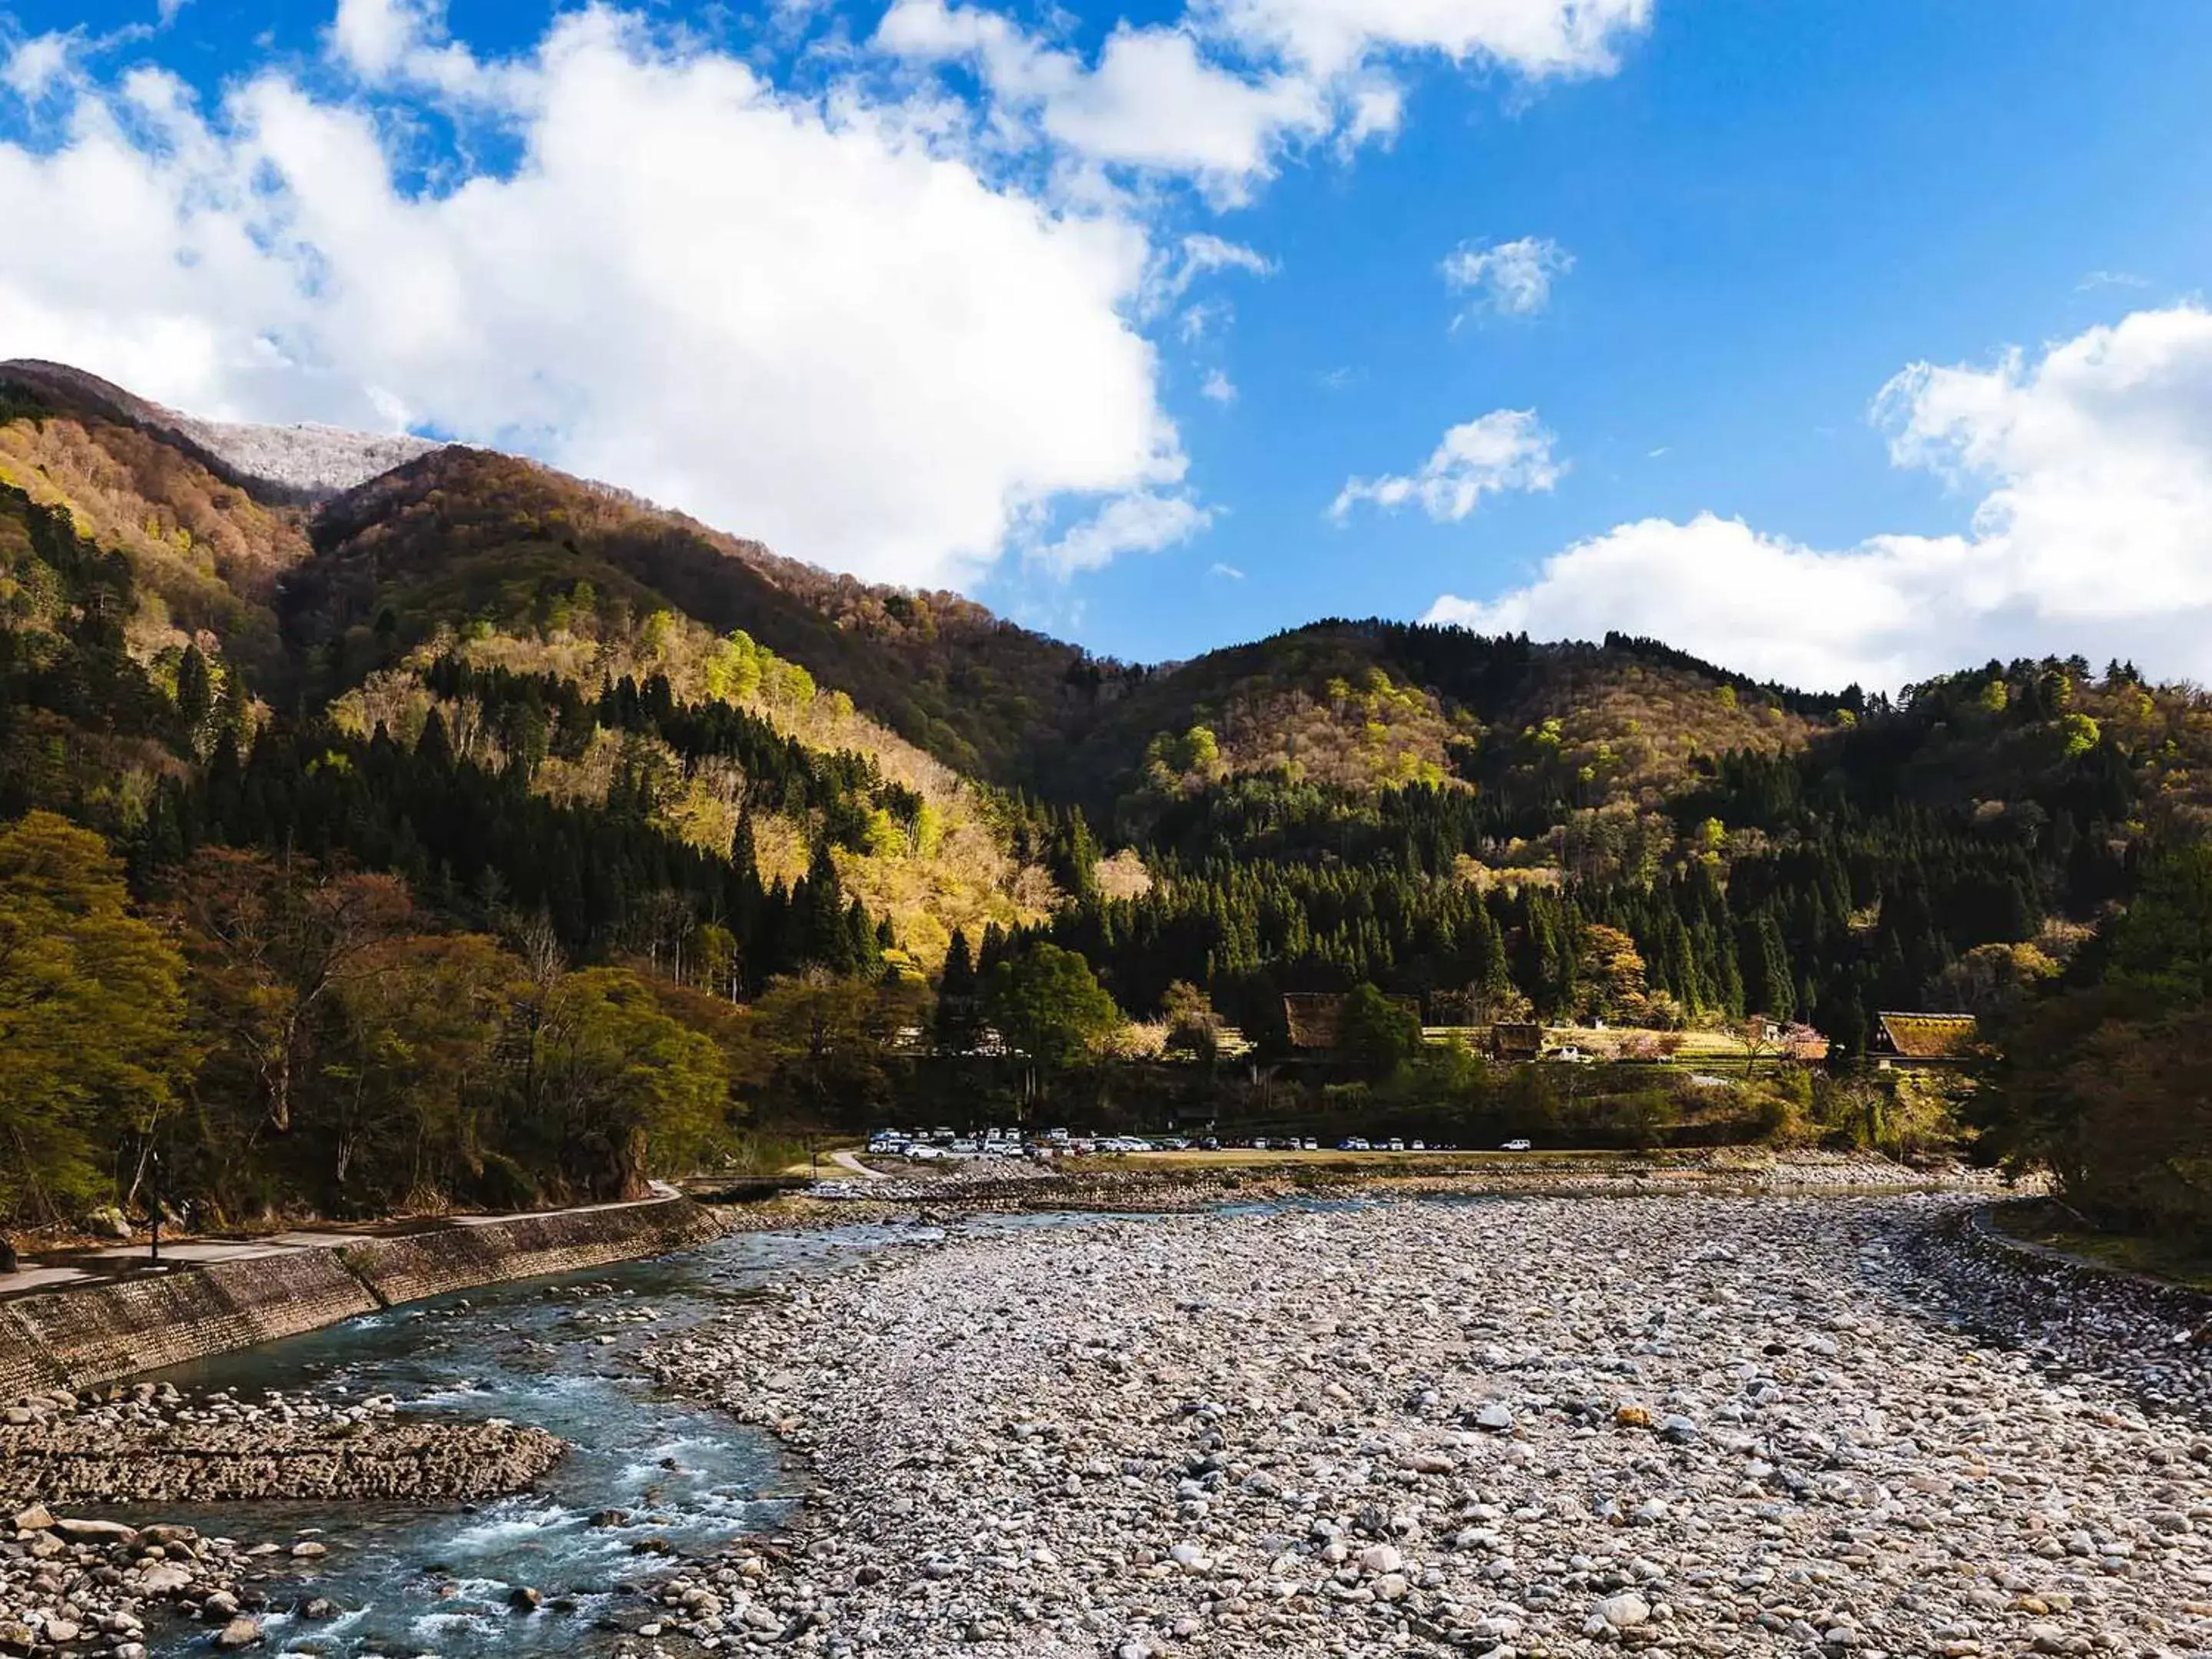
[
  {"left": 1200, "top": 369, "right": 1237, "bottom": 403},
  {"left": 0, "top": 0, "right": 1654, "bottom": 593},
  {"left": 1425, "top": 306, "right": 2212, "bottom": 690},
  {"left": 1333, "top": 409, "right": 1562, "bottom": 522},
  {"left": 876, "top": 0, "right": 1650, "bottom": 197},
  {"left": 1032, "top": 490, "right": 1212, "bottom": 574},
  {"left": 1442, "top": 234, "right": 1573, "bottom": 320},
  {"left": 0, "top": 0, "right": 1188, "bottom": 590}
]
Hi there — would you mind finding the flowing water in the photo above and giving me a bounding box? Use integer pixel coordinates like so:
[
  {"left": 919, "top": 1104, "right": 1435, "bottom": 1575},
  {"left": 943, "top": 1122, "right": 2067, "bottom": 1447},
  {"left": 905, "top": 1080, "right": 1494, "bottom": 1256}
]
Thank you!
[
  {"left": 137, "top": 1220, "right": 937, "bottom": 1659},
  {"left": 134, "top": 1208, "right": 1214, "bottom": 1659}
]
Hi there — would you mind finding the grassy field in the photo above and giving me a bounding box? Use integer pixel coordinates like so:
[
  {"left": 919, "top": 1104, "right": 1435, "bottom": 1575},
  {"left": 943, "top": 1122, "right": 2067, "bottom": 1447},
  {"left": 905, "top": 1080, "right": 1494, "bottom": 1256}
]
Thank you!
[{"left": 1419, "top": 1025, "right": 1766, "bottom": 1063}]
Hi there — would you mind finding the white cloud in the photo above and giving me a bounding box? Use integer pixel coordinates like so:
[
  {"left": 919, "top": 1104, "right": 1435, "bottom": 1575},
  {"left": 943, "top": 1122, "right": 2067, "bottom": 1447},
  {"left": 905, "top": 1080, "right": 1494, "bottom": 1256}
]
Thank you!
[
  {"left": 1333, "top": 409, "right": 1561, "bottom": 522},
  {"left": 0, "top": 0, "right": 1185, "bottom": 590},
  {"left": 1032, "top": 490, "right": 1212, "bottom": 574},
  {"left": 876, "top": 0, "right": 1651, "bottom": 197},
  {"left": 1425, "top": 306, "right": 2212, "bottom": 690},
  {"left": 2078, "top": 270, "right": 2149, "bottom": 292},
  {"left": 1442, "top": 233, "right": 1572, "bottom": 320},
  {"left": 1209, "top": 561, "right": 1245, "bottom": 579},
  {"left": 1220, "top": 0, "right": 1652, "bottom": 81},
  {"left": 2, "top": 31, "right": 77, "bottom": 101},
  {"left": 1200, "top": 369, "right": 1237, "bottom": 403},
  {"left": 1144, "top": 232, "right": 1275, "bottom": 318},
  {"left": 0, "top": 0, "right": 1656, "bottom": 594}
]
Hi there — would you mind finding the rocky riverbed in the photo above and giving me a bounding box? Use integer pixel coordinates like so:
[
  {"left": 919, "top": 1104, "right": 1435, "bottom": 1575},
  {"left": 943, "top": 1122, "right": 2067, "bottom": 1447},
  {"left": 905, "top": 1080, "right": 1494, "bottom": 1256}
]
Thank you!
[
  {"left": 2, "top": 1382, "right": 565, "bottom": 1506},
  {"left": 0, "top": 1495, "right": 346, "bottom": 1657},
  {"left": 644, "top": 1194, "right": 2212, "bottom": 1658}
]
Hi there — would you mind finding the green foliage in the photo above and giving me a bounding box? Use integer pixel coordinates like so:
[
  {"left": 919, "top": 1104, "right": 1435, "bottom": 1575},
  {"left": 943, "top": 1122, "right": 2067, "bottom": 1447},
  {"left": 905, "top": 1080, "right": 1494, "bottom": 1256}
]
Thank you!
[
  {"left": 1981, "top": 846, "right": 2212, "bottom": 1244},
  {"left": 2106, "top": 843, "right": 2212, "bottom": 1006},
  {"left": 0, "top": 812, "right": 193, "bottom": 1225},
  {"left": 986, "top": 942, "right": 1122, "bottom": 1072},
  {"left": 1336, "top": 982, "right": 1421, "bottom": 1080},
  {"left": 748, "top": 972, "right": 927, "bottom": 1129}
]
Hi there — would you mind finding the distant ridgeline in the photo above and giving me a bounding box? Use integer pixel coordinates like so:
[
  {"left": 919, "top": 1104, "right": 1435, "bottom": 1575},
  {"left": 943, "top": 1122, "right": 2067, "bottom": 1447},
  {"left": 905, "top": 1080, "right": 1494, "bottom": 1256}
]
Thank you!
[{"left": 2, "top": 358, "right": 2208, "bottom": 1237}]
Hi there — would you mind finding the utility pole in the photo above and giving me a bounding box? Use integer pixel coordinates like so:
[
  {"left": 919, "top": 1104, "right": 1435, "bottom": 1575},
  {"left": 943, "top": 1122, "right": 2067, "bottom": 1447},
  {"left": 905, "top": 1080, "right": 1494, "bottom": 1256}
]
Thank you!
[{"left": 146, "top": 1150, "right": 164, "bottom": 1267}]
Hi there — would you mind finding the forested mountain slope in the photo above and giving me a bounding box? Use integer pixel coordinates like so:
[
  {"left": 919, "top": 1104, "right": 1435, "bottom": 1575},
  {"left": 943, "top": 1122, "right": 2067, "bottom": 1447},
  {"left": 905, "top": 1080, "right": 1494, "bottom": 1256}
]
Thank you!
[{"left": 8, "top": 358, "right": 2212, "bottom": 1237}]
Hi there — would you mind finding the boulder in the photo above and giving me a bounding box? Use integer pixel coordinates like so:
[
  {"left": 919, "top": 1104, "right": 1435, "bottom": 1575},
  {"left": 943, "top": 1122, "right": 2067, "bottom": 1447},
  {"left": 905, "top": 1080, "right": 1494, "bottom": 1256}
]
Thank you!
[{"left": 214, "top": 1616, "right": 262, "bottom": 1648}]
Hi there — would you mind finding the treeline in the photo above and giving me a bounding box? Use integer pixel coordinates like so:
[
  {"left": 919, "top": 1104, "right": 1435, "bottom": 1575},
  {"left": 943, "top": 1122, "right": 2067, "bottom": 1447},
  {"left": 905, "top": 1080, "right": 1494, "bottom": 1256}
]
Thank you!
[
  {"left": 418, "top": 657, "right": 926, "bottom": 851},
  {"left": 0, "top": 495, "right": 902, "bottom": 1229},
  {"left": 1029, "top": 735, "right": 2122, "bottom": 1053},
  {"left": 1977, "top": 842, "right": 2212, "bottom": 1244}
]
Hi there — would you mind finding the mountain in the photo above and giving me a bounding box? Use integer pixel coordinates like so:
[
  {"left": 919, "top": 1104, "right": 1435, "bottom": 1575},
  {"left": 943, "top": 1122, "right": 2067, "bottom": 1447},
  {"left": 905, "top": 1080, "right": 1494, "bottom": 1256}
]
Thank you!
[{"left": 8, "top": 356, "right": 2212, "bottom": 1228}]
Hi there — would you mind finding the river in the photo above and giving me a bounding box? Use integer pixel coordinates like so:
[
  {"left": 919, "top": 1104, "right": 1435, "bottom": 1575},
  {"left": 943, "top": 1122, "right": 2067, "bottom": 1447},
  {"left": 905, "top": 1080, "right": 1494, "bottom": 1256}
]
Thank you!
[
  {"left": 134, "top": 1207, "right": 1230, "bottom": 1659},
  {"left": 137, "top": 1219, "right": 935, "bottom": 1658}
]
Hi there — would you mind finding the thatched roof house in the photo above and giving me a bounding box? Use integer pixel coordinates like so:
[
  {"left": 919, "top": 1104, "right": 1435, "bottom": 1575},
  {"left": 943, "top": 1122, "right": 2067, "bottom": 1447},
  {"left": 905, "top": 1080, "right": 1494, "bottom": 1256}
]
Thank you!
[
  {"left": 1873, "top": 1012, "right": 1982, "bottom": 1065},
  {"left": 1282, "top": 992, "right": 1422, "bottom": 1052},
  {"left": 1489, "top": 1022, "right": 1545, "bottom": 1061}
]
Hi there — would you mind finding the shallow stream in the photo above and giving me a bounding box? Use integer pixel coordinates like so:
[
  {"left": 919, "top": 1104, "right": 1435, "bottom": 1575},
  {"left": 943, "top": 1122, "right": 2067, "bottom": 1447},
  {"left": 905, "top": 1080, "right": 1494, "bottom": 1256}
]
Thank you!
[
  {"left": 138, "top": 1220, "right": 931, "bottom": 1658},
  {"left": 134, "top": 1207, "right": 1224, "bottom": 1659}
]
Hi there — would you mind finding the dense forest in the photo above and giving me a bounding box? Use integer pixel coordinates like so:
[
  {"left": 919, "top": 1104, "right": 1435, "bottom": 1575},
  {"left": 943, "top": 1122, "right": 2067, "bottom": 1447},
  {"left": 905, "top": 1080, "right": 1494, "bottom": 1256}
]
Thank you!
[{"left": 4, "top": 359, "right": 2209, "bottom": 1243}]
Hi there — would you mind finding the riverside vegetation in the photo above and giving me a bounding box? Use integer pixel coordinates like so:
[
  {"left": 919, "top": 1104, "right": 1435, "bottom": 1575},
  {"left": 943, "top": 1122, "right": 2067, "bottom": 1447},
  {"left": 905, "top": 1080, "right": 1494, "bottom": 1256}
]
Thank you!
[{"left": 2, "top": 359, "right": 2210, "bottom": 1252}]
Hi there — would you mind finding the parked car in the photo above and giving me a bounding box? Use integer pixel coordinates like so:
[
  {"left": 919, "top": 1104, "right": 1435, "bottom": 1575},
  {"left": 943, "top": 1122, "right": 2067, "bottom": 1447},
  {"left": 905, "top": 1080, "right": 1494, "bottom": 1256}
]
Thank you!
[
  {"left": 1501, "top": 1138, "right": 1533, "bottom": 1151},
  {"left": 1409, "top": 1140, "right": 1427, "bottom": 1151},
  {"left": 1300, "top": 1138, "right": 1318, "bottom": 1151},
  {"left": 1386, "top": 1137, "right": 1406, "bottom": 1151},
  {"left": 1338, "top": 1137, "right": 1372, "bottom": 1151}
]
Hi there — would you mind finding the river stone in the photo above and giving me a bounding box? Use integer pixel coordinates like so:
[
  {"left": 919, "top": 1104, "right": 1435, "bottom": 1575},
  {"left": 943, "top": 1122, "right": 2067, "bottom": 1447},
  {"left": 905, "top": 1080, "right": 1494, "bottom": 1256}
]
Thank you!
[
  {"left": 1596, "top": 1591, "right": 1651, "bottom": 1629},
  {"left": 54, "top": 1518, "right": 137, "bottom": 1544},
  {"left": 215, "top": 1615, "right": 262, "bottom": 1648}
]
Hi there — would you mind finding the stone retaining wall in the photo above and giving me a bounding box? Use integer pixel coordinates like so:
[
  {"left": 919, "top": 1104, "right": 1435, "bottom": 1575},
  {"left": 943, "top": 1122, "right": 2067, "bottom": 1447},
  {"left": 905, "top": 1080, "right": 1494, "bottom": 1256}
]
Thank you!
[
  {"left": 339, "top": 1200, "right": 728, "bottom": 1306},
  {"left": 0, "top": 1306, "right": 64, "bottom": 1402},
  {"left": 2, "top": 1198, "right": 726, "bottom": 1397}
]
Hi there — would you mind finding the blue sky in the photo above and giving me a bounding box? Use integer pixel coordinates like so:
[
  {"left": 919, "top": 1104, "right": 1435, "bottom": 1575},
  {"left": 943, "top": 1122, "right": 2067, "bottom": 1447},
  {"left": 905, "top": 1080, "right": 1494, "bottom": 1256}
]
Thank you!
[{"left": 4, "top": 0, "right": 2212, "bottom": 688}]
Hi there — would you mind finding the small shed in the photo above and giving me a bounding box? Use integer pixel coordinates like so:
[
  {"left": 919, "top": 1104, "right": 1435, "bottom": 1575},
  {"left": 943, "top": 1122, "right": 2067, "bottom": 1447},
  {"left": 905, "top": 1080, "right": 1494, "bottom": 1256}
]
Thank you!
[{"left": 1490, "top": 1022, "right": 1545, "bottom": 1061}]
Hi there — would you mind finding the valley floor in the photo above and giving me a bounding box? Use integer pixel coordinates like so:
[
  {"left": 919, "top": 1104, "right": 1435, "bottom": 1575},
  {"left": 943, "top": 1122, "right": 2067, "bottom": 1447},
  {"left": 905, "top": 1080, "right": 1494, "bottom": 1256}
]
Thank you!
[{"left": 644, "top": 1194, "right": 2212, "bottom": 1658}]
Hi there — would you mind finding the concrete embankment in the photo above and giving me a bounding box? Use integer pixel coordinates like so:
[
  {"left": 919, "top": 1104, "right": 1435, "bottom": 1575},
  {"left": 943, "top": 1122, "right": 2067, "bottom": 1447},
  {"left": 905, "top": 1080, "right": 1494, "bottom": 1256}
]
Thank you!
[{"left": 0, "top": 1197, "right": 726, "bottom": 1399}]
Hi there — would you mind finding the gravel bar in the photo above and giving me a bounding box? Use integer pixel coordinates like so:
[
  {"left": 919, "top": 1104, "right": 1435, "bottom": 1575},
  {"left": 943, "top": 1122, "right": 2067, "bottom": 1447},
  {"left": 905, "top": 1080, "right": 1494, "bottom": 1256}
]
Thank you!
[{"left": 644, "top": 1194, "right": 2212, "bottom": 1658}]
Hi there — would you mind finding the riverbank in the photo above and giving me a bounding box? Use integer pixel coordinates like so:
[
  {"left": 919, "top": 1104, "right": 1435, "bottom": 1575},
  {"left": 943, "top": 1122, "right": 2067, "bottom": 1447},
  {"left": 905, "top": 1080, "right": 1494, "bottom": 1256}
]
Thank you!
[
  {"left": 0, "top": 1155, "right": 2006, "bottom": 1408},
  {"left": 778, "top": 1147, "right": 2016, "bottom": 1227},
  {"left": 0, "top": 1194, "right": 727, "bottom": 1405},
  {"left": 644, "top": 1192, "right": 2212, "bottom": 1659}
]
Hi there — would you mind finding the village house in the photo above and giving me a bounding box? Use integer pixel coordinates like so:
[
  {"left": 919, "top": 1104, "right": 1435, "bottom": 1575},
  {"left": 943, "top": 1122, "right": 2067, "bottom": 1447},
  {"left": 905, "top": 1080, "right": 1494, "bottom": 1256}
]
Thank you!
[{"left": 1872, "top": 1012, "right": 1982, "bottom": 1069}]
